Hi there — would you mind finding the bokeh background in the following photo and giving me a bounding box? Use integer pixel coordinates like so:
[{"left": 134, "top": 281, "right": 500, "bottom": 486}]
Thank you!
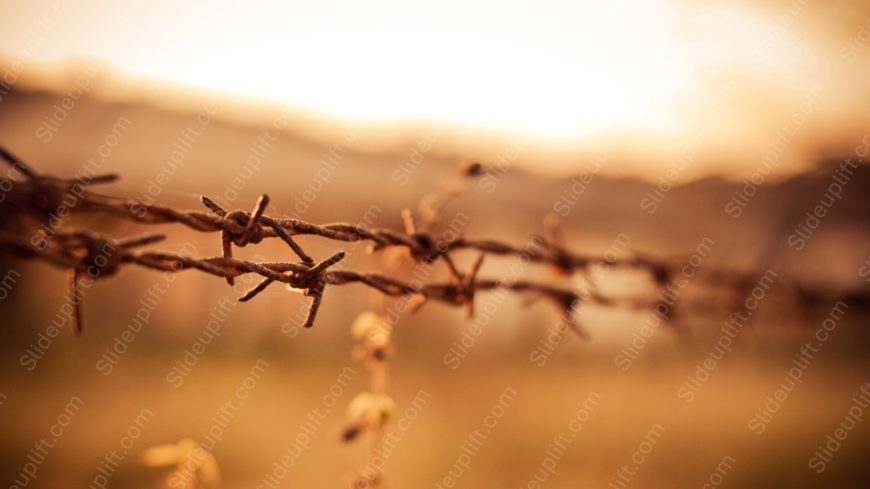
[{"left": 1, "top": 0, "right": 870, "bottom": 487}]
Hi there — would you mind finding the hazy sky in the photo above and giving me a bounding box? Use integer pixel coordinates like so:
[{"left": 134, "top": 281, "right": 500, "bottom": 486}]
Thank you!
[{"left": 2, "top": 0, "right": 869, "bottom": 178}]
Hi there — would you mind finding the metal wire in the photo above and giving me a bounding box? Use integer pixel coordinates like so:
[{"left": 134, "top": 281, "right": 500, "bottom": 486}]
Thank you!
[{"left": 0, "top": 146, "right": 862, "bottom": 336}]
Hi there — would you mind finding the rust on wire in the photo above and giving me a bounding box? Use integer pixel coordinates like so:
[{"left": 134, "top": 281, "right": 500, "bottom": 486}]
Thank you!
[{"left": 0, "top": 147, "right": 862, "bottom": 336}]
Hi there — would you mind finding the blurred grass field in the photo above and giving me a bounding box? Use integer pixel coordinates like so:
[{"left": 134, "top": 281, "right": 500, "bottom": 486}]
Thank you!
[{"left": 2, "top": 258, "right": 869, "bottom": 488}]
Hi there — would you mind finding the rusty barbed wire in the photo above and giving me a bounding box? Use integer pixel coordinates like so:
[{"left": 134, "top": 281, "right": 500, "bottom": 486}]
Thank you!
[{"left": 0, "top": 147, "right": 865, "bottom": 336}]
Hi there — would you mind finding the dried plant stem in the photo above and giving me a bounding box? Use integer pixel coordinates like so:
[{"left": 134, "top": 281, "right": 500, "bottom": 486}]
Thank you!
[{"left": 366, "top": 360, "right": 388, "bottom": 488}]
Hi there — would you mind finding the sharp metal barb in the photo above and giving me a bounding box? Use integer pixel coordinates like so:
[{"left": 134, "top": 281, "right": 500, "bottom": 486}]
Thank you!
[
  {"left": 239, "top": 194, "right": 269, "bottom": 245},
  {"left": 238, "top": 277, "right": 275, "bottom": 302},
  {"left": 307, "top": 251, "right": 346, "bottom": 276},
  {"left": 303, "top": 288, "right": 324, "bottom": 328},
  {"left": 221, "top": 232, "right": 234, "bottom": 285},
  {"left": 0, "top": 146, "right": 38, "bottom": 179},
  {"left": 117, "top": 233, "right": 166, "bottom": 248},
  {"left": 269, "top": 220, "right": 314, "bottom": 264},
  {"left": 0, "top": 148, "right": 862, "bottom": 336},
  {"left": 201, "top": 195, "right": 227, "bottom": 217},
  {"left": 68, "top": 268, "right": 83, "bottom": 335},
  {"left": 77, "top": 174, "right": 119, "bottom": 186}
]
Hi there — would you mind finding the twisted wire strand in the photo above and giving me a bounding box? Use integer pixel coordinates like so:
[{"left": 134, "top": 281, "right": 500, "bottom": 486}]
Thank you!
[{"left": 0, "top": 147, "right": 862, "bottom": 336}]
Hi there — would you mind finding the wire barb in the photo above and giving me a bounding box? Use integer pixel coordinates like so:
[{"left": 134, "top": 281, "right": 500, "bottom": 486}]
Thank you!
[{"left": 0, "top": 146, "right": 865, "bottom": 335}]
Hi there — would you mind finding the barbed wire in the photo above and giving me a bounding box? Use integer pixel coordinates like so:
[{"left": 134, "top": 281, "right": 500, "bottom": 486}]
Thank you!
[{"left": 0, "top": 147, "right": 864, "bottom": 336}]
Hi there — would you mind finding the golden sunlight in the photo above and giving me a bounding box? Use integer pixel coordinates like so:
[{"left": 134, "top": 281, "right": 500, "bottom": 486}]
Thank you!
[
  {"left": 1, "top": 0, "right": 821, "bottom": 139},
  {"left": 2, "top": 2, "right": 870, "bottom": 488}
]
